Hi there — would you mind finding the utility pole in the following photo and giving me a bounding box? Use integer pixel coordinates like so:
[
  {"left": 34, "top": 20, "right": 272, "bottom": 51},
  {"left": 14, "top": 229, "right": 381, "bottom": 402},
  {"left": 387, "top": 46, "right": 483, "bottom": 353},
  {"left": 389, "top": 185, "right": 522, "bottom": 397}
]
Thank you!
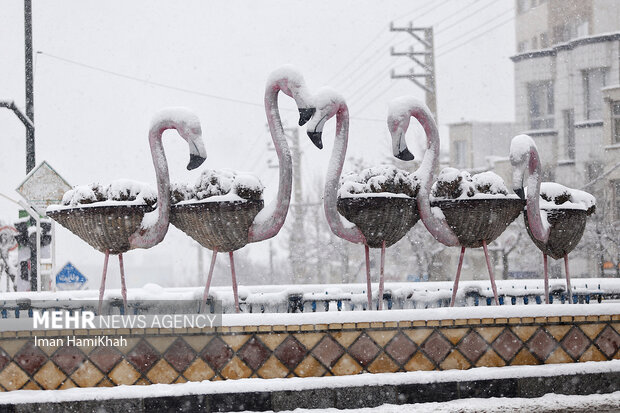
[
  {"left": 390, "top": 22, "right": 437, "bottom": 121},
  {"left": 24, "top": 0, "right": 35, "bottom": 173}
]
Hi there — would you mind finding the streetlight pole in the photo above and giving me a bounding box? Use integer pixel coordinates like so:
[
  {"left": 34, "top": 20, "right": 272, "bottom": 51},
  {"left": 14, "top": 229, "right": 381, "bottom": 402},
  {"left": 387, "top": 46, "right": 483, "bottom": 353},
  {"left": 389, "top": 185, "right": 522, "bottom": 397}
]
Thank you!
[{"left": 24, "top": 0, "right": 35, "bottom": 173}]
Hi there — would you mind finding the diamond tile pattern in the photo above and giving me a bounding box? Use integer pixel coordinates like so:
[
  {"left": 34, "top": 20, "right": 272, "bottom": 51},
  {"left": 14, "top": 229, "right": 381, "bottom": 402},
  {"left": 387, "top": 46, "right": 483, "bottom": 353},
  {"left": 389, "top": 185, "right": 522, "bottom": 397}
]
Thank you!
[
  {"left": 52, "top": 346, "right": 86, "bottom": 375},
  {"left": 0, "top": 315, "right": 619, "bottom": 391}
]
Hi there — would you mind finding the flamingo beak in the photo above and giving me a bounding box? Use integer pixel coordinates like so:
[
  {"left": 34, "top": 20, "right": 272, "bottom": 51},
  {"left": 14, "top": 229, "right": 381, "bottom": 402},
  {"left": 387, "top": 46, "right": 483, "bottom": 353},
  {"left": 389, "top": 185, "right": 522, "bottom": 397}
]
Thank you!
[
  {"left": 187, "top": 154, "right": 206, "bottom": 170},
  {"left": 307, "top": 131, "right": 323, "bottom": 149},
  {"left": 395, "top": 148, "right": 415, "bottom": 161},
  {"left": 514, "top": 187, "right": 525, "bottom": 199},
  {"left": 298, "top": 108, "right": 315, "bottom": 126}
]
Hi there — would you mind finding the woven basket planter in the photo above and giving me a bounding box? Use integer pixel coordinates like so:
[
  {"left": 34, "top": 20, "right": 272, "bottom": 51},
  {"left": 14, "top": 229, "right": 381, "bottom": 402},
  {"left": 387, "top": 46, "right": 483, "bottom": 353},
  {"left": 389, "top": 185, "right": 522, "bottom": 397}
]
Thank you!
[
  {"left": 336, "top": 196, "right": 419, "bottom": 248},
  {"left": 47, "top": 205, "right": 153, "bottom": 254},
  {"left": 170, "top": 200, "right": 264, "bottom": 252},
  {"left": 430, "top": 198, "right": 525, "bottom": 248},
  {"left": 524, "top": 208, "right": 587, "bottom": 260}
]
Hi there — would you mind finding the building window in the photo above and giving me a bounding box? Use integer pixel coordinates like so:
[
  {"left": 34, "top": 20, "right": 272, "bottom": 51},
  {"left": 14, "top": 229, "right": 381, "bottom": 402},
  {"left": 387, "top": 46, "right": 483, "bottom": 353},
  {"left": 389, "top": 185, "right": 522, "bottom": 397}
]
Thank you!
[
  {"left": 518, "top": 41, "right": 528, "bottom": 53},
  {"left": 531, "top": 36, "right": 538, "bottom": 49},
  {"left": 454, "top": 140, "right": 467, "bottom": 168},
  {"left": 613, "top": 101, "right": 620, "bottom": 144},
  {"left": 517, "top": 0, "right": 530, "bottom": 14},
  {"left": 528, "top": 81, "right": 554, "bottom": 129},
  {"left": 583, "top": 68, "right": 608, "bottom": 120},
  {"left": 540, "top": 32, "right": 549, "bottom": 48},
  {"left": 563, "top": 109, "right": 575, "bottom": 159}
]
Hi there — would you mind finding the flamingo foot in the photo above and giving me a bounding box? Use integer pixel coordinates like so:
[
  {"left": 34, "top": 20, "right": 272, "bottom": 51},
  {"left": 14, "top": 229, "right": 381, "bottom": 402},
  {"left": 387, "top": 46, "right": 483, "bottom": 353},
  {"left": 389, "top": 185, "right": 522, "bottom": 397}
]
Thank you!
[
  {"left": 98, "top": 250, "right": 110, "bottom": 315},
  {"left": 482, "top": 240, "right": 499, "bottom": 306},
  {"left": 450, "top": 246, "right": 466, "bottom": 307},
  {"left": 200, "top": 249, "right": 218, "bottom": 313},
  {"left": 564, "top": 254, "right": 572, "bottom": 304},
  {"left": 543, "top": 254, "right": 549, "bottom": 304},
  {"left": 119, "top": 253, "right": 128, "bottom": 314},
  {"left": 378, "top": 241, "right": 386, "bottom": 310},
  {"left": 229, "top": 252, "right": 240, "bottom": 313},
  {"left": 364, "top": 244, "right": 372, "bottom": 310}
]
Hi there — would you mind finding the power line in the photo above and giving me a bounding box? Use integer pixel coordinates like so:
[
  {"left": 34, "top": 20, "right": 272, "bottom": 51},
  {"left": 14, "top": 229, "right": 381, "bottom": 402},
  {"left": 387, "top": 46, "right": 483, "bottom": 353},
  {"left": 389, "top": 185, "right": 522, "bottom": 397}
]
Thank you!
[
  {"left": 436, "top": 14, "right": 515, "bottom": 58},
  {"left": 36, "top": 51, "right": 386, "bottom": 123},
  {"left": 395, "top": 0, "right": 452, "bottom": 23},
  {"left": 325, "top": 26, "right": 388, "bottom": 85},
  {"left": 436, "top": 7, "right": 514, "bottom": 51},
  {"left": 432, "top": 0, "right": 483, "bottom": 28},
  {"left": 435, "top": 0, "right": 498, "bottom": 35},
  {"left": 354, "top": 80, "right": 399, "bottom": 116}
]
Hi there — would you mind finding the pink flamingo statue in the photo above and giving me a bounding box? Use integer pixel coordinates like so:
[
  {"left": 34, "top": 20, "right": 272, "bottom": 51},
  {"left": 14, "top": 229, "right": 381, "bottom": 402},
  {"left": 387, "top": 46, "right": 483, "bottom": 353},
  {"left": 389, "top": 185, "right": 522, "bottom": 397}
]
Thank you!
[
  {"left": 305, "top": 89, "right": 420, "bottom": 310},
  {"left": 388, "top": 97, "right": 522, "bottom": 306},
  {"left": 49, "top": 108, "right": 206, "bottom": 314},
  {"left": 510, "top": 134, "right": 595, "bottom": 304},
  {"left": 171, "top": 66, "right": 316, "bottom": 313}
]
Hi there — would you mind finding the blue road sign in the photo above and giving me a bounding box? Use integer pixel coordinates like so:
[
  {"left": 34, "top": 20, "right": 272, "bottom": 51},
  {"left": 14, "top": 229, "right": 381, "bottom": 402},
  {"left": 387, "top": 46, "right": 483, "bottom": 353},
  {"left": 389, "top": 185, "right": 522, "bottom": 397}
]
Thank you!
[{"left": 55, "top": 262, "right": 87, "bottom": 290}]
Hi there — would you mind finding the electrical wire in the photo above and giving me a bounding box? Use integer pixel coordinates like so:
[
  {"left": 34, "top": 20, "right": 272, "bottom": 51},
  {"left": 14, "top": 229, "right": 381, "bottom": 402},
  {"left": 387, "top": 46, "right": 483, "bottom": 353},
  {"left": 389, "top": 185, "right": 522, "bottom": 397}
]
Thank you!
[
  {"left": 436, "top": 7, "right": 514, "bottom": 51},
  {"left": 436, "top": 14, "right": 515, "bottom": 58},
  {"left": 36, "top": 51, "right": 386, "bottom": 123}
]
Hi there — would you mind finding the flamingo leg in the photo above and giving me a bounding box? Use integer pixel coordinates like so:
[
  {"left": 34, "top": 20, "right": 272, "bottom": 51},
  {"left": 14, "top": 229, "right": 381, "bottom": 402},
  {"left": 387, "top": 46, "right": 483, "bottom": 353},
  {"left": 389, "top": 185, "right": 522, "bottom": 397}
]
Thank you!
[
  {"left": 98, "top": 250, "right": 110, "bottom": 315},
  {"left": 118, "top": 253, "right": 128, "bottom": 314},
  {"left": 482, "top": 240, "right": 499, "bottom": 306},
  {"left": 450, "top": 246, "right": 466, "bottom": 307},
  {"left": 378, "top": 241, "right": 386, "bottom": 310},
  {"left": 564, "top": 254, "right": 572, "bottom": 304},
  {"left": 201, "top": 248, "right": 218, "bottom": 313},
  {"left": 229, "top": 252, "right": 240, "bottom": 313},
  {"left": 364, "top": 244, "right": 372, "bottom": 310},
  {"left": 543, "top": 254, "right": 549, "bottom": 304}
]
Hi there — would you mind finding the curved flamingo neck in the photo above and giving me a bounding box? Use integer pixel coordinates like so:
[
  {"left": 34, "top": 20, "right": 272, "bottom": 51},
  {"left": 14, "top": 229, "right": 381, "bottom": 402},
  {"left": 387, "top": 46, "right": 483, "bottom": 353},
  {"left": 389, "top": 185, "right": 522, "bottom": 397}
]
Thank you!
[
  {"left": 409, "top": 106, "right": 459, "bottom": 247},
  {"left": 247, "top": 81, "right": 294, "bottom": 243},
  {"left": 525, "top": 145, "right": 550, "bottom": 243},
  {"left": 129, "top": 121, "right": 173, "bottom": 249},
  {"left": 325, "top": 101, "right": 365, "bottom": 244}
]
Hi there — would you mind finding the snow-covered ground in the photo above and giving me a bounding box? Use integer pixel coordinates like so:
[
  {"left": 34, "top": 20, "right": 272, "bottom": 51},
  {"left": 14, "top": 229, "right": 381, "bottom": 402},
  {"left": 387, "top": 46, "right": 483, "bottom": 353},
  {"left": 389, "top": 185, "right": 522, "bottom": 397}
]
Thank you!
[{"left": 248, "top": 392, "right": 620, "bottom": 413}]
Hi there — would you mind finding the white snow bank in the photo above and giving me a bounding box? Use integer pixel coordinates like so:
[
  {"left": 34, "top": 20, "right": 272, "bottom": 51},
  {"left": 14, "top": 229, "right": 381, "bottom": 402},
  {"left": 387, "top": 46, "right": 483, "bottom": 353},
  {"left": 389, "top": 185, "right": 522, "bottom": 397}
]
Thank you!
[
  {"left": 47, "top": 180, "right": 156, "bottom": 211},
  {"left": 272, "top": 392, "right": 620, "bottom": 413},
  {"left": 0, "top": 360, "right": 618, "bottom": 405},
  {"left": 431, "top": 168, "right": 513, "bottom": 200},
  {"left": 338, "top": 165, "right": 419, "bottom": 198},
  {"left": 150, "top": 107, "right": 200, "bottom": 130}
]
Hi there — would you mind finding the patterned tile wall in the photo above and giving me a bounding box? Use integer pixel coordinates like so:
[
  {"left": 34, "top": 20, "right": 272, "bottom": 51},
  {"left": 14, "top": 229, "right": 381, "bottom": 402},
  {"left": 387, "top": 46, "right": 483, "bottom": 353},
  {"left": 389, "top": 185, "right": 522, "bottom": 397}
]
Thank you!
[{"left": 0, "top": 315, "right": 618, "bottom": 391}]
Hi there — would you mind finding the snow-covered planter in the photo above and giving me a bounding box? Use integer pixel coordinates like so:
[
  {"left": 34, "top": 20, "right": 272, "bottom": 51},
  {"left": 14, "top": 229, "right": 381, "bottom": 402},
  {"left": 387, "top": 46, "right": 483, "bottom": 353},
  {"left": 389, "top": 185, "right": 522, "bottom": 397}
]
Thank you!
[
  {"left": 524, "top": 183, "right": 596, "bottom": 259},
  {"left": 170, "top": 169, "right": 265, "bottom": 252},
  {"left": 47, "top": 180, "right": 157, "bottom": 254},
  {"left": 336, "top": 166, "right": 420, "bottom": 248},
  {"left": 430, "top": 168, "right": 524, "bottom": 248}
]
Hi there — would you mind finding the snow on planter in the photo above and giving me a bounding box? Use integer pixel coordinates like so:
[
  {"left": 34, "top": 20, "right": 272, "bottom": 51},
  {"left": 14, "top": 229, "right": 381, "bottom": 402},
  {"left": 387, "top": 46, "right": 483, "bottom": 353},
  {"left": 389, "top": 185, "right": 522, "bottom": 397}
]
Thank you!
[
  {"left": 172, "top": 169, "right": 264, "bottom": 204},
  {"left": 50, "top": 179, "right": 157, "bottom": 210},
  {"left": 532, "top": 182, "right": 596, "bottom": 215},
  {"left": 338, "top": 165, "right": 419, "bottom": 199},
  {"left": 430, "top": 168, "right": 516, "bottom": 200}
]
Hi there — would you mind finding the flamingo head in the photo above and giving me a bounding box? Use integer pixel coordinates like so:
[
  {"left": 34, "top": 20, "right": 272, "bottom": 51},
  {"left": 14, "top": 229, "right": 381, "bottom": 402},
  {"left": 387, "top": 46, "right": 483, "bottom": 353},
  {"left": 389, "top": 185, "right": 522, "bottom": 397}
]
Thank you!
[
  {"left": 510, "top": 134, "right": 536, "bottom": 199},
  {"left": 305, "top": 88, "right": 346, "bottom": 150},
  {"left": 387, "top": 112, "right": 415, "bottom": 161},
  {"left": 267, "top": 65, "right": 316, "bottom": 126}
]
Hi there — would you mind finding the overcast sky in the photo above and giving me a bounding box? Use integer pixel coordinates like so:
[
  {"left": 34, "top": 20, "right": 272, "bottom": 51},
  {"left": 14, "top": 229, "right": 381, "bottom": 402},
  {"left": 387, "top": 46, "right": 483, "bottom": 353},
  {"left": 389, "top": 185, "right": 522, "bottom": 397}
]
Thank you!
[{"left": 0, "top": 0, "right": 515, "bottom": 289}]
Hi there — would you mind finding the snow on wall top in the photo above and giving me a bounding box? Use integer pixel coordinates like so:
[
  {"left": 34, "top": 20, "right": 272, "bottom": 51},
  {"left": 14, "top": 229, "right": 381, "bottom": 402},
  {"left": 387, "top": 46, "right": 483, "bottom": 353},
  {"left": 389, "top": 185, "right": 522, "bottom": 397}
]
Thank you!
[
  {"left": 430, "top": 168, "right": 516, "bottom": 200},
  {"left": 338, "top": 165, "right": 420, "bottom": 199},
  {"left": 47, "top": 180, "right": 157, "bottom": 211},
  {"left": 172, "top": 169, "right": 264, "bottom": 204}
]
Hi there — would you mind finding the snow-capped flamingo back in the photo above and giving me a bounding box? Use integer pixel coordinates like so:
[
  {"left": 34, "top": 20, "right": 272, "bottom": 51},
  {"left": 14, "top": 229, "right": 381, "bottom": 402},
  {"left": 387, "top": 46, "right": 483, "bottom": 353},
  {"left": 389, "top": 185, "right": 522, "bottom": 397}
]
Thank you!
[
  {"left": 510, "top": 134, "right": 550, "bottom": 244},
  {"left": 248, "top": 65, "right": 315, "bottom": 243},
  {"left": 306, "top": 88, "right": 365, "bottom": 244},
  {"left": 387, "top": 97, "right": 459, "bottom": 247},
  {"left": 129, "top": 107, "right": 206, "bottom": 249}
]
